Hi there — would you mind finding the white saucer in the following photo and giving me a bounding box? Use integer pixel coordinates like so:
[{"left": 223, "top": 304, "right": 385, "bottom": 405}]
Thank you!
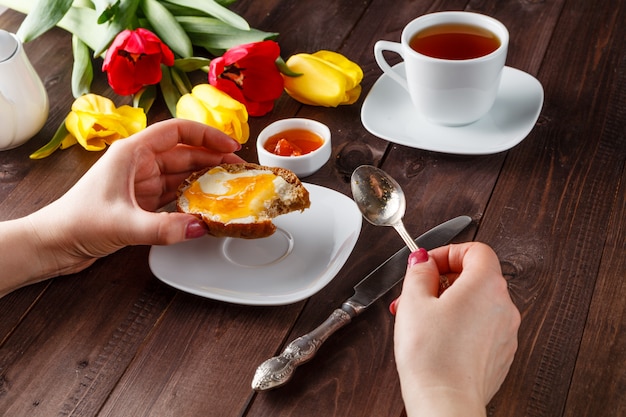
[
  {"left": 361, "top": 63, "right": 544, "bottom": 155},
  {"left": 148, "top": 184, "right": 362, "bottom": 306}
]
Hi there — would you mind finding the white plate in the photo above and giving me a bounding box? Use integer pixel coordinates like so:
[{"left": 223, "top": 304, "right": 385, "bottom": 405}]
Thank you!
[
  {"left": 148, "top": 184, "right": 362, "bottom": 305},
  {"left": 361, "top": 63, "right": 544, "bottom": 155}
]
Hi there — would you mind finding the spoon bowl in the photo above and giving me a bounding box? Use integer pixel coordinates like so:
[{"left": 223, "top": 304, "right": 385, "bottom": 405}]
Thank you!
[{"left": 350, "top": 165, "right": 418, "bottom": 252}]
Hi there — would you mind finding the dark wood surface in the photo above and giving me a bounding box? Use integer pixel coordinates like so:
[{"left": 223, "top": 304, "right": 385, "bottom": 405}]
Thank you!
[{"left": 1, "top": 0, "right": 625, "bottom": 416}]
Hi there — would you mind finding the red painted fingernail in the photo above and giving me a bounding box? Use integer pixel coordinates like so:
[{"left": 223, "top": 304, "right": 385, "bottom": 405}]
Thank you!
[
  {"left": 185, "top": 220, "right": 207, "bottom": 239},
  {"left": 408, "top": 248, "right": 429, "bottom": 267},
  {"left": 389, "top": 298, "right": 399, "bottom": 315}
]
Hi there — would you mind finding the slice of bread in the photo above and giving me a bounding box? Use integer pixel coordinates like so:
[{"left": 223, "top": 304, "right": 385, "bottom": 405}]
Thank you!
[{"left": 177, "top": 163, "right": 310, "bottom": 239}]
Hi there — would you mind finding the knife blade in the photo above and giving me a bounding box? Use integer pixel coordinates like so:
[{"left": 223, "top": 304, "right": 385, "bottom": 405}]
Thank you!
[{"left": 251, "top": 215, "right": 472, "bottom": 391}]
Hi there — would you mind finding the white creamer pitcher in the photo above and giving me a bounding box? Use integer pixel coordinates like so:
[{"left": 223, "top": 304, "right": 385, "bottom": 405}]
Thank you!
[{"left": 0, "top": 29, "right": 49, "bottom": 150}]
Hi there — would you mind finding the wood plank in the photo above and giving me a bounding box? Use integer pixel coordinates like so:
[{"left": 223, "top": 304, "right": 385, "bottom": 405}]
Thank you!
[
  {"left": 477, "top": 0, "right": 626, "bottom": 415},
  {"left": 98, "top": 296, "right": 303, "bottom": 417},
  {"left": 0, "top": 283, "right": 49, "bottom": 346},
  {"left": 246, "top": 0, "right": 565, "bottom": 416},
  {"left": 0, "top": 248, "right": 176, "bottom": 416},
  {"left": 88, "top": 0, "right": 400, "bottom": 416},
  {"left": 563, "top": 163, "right": 626, "bottom": 416},
  {"left": 0, "top": 0, "right": 621, "bottom": 416}
]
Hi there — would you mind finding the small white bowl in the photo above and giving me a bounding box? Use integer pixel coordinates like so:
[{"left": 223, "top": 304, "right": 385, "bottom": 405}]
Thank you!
[{"left": 256, "top": 118, "right": 331, "bottom": 177}]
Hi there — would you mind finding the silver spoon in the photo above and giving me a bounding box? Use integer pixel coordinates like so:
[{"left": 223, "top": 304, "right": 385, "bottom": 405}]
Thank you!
[{"left": 350, "top": 165, "right": 419, "bottom": 252}]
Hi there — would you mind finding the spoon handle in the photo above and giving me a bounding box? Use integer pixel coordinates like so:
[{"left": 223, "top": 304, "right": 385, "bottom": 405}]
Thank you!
[
  {"left": 393, "top": 223, "right": 419, "bottom": 252},
  {"left": 251, "top": 308, "right": 353, "bottom": 390}
]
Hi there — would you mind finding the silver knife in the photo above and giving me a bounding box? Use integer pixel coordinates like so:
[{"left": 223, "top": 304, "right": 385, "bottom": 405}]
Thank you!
[{"left": 251, "top": 215, "right": 472, "bottom": 391}]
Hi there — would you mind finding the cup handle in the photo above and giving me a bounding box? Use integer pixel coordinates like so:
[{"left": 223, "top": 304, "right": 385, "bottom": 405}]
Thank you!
[{"left": 374, "top": 40, "right": 408, "bottom": 91}]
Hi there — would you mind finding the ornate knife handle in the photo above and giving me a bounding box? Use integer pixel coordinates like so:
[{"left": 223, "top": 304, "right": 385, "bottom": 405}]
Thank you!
[{"left": 252, "top": 306, "right": 357, "bottom": 391}]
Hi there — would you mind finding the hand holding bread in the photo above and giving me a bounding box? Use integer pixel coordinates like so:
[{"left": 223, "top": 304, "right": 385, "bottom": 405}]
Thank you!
[{"left": 0, "top": 119, "right": 245, "bottom": 296}]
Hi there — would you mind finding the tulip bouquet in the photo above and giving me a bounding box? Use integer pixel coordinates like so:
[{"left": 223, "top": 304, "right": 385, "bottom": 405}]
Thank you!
[{"left": 0, "top": 0, "right": 363, "bottom": 158}]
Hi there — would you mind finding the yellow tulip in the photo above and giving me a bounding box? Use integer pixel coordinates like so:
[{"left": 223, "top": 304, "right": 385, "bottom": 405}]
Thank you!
[
  {"left": 282, "top": 50, "right": 363, "bottom": 107},
  {"left": 29, "top": 94, "right": 146, "bottom": 158},
  {"left": 176, "top": 84, "right": 250, "bottom": 144},
  {"left": 65, "top": 94, "right": 146, "bottom": 151}
]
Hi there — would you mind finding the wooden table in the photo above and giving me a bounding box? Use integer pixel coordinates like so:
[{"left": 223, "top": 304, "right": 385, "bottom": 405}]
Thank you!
[{"left": 1, "top": 0, "right": 624, "bottom": 416}]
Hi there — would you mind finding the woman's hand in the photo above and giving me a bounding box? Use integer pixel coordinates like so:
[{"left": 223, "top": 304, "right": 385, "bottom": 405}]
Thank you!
[
  {"left": 1, "top": 119, "right": 244, "bottom": 294},
  {"left": 392, "top": 243, "right": 521, "bottom": 417}
]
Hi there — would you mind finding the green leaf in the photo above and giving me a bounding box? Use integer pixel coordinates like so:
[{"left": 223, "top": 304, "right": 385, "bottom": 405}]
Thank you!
[
  {"left": 178, "top": 16, "right": 277, "bottom": 51},
  {"left": 29, "top": 120, "right": 70, "bottom": 159},
  {"left": 164, "top": 0, "right": 250, "bottom": 30},
  {"left": 174, "top": 57, "right": 211, "bottom": 72},
  {"left": 92, "top": 0, "right": 141, "bottom": 57},
  {"left": 71, "top": 35, "right": 93, "bottom": 97},
  {"left": 170, "top": 66, "right": 192, "bottom": 95},
  {"left": 140, "top": 0, "right": 193, "bottom": 58},
  {"left": 16, "top": 0, "right": 74, "bottom": 42},
  {"left": 159, "top": 65, "right": 181, "bottom": 117},
  {"left": 53, "top": 6, "right": 106, "bottom": 53},
  {"left": 275, "top": 56, "right": 301, "bottom": 77},
  {"left": 73, "top": 0, "right": 95, "bottom": 8},
  {"left": 72, "top": 0, "right": 96, "bottom": 10},
  {"left": 158, "top": 2, "right": 205, "bottom": 17},
  {"left": 133, "top": 85, "right": 157, "bottom": 113},
  {"left": 0, "top": 0, "right": 34, "bottom": 15},
  {"left": 96, "top": 0, "right": 121, "bottom": 24},
  {"left": 160, "top": 0, "right": 243, "bottom": 16}
]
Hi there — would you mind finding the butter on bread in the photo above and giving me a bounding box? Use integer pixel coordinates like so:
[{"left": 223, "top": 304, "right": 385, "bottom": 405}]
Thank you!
[{"left": 176, "top": 163, "right": 310, "bottom": 239}]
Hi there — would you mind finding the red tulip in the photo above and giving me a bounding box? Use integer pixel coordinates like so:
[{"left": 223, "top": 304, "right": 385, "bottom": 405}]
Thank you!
[
  {"left": 102, "top": 28, "right": 175, "bottom": 96},
  {"left": 209, "top": 40, "right": 284, "bottom": 116}
]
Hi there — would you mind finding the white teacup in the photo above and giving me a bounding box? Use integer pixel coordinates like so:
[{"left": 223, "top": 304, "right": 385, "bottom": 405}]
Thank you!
[{"left": 374, "top": 11, "right": 508, "bottom": 126}]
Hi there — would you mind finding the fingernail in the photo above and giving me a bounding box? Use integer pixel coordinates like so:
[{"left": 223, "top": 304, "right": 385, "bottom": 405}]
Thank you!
[
  {"left": 185, "top": 220, "right": 207, "bottom": 239},
  {"left": 408, "top": 248, "right": 429, "bottom": 267},
  {"left": 389, "top": 298, "right": 399, "bottom": 315}
]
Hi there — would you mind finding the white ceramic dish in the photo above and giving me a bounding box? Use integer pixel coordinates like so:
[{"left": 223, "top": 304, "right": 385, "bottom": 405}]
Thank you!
[
  {"left": 148, "top": 184, "right": 361, "bottom": 305},
  {"left": 256, "top": 118, "right": 331, "bottom": 177},
  {"left": 361, "top": 63, "right": 544, "bottom": 155}
]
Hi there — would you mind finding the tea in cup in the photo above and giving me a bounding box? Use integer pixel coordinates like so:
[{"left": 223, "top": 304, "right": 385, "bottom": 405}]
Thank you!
[{"left": 374, "top": 11, "right": 508, "bottom": 126}]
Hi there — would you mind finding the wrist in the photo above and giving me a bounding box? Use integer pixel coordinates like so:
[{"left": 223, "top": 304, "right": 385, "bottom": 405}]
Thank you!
[
  {"left": 26, "top": 205, "right": 96, "bottom": 279},
  {"left": 401, "top": 385, "right": 486, "bottom": 417}
]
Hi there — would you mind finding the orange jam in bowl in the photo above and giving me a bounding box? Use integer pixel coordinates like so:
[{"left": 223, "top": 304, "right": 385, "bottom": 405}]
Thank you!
[
  {"left": 257, "top": 118, "right": 332, "bottom": 177},
  {"left": 263, "top": 129, "right": 324, "bottom": 157}
]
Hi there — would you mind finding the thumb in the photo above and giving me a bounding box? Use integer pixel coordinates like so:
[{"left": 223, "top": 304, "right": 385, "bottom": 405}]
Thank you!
[
  {"left": 129, "top": 211, "right": 207, "bottom": 246},
  {"left": 390, "top": 248, "right": 440, "bottom": 315}
]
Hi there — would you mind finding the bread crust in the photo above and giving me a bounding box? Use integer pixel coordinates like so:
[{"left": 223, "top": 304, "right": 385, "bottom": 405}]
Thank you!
[{"left": 176, "top": 163, "right": 310, "bottom": 239}]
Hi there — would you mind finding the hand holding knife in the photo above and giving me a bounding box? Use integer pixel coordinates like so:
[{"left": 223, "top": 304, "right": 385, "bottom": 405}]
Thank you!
[{"left": 251, "top": 215, "right": 472, "bottom": 391}]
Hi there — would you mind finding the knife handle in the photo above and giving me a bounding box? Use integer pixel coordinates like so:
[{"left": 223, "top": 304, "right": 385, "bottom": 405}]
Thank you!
[{"left": 252, "top": 307, "right": 354, "bottom": 391}]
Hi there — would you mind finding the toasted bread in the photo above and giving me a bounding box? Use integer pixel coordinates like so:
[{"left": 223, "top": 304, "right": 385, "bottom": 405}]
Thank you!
[{"left": 177, "top": 163, "right": 310, "bottom": 239}]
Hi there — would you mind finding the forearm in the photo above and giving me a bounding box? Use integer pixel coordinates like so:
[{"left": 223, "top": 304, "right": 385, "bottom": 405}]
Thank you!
[
  {"left": 0, "top": 209, "right": 95, "bottom": 298},
  {"left": 0, "top": 216, "right": 51, "bottom": 297}
]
